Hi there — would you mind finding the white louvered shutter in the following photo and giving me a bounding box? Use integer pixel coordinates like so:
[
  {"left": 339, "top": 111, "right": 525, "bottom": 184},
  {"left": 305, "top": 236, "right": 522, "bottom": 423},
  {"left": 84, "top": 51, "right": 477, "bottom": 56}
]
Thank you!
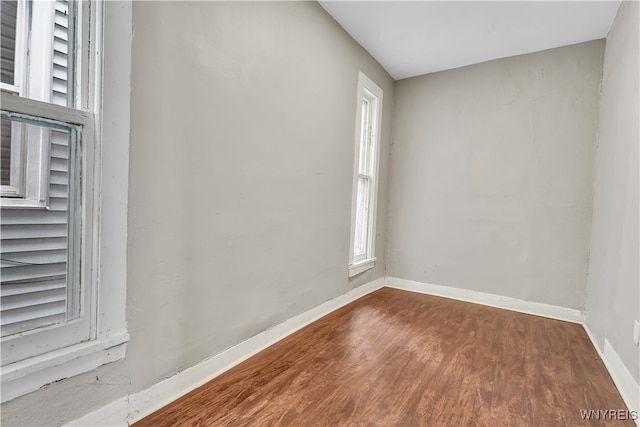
[
  {"left": 1, "top": 1, "right": 18, "bottom": 184},
  {"left": 1, "top": 0, "right": 72, "bottom": 337},
  {"left": 51, "top": 0, "right": 70, "bottom": 107}
]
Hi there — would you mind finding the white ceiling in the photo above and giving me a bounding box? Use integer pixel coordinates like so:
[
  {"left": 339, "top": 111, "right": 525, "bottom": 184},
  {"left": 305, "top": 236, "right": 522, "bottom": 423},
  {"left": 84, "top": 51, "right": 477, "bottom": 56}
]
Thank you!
[{"left": 319, "top": 1, "right": 621, "bottom": 80}]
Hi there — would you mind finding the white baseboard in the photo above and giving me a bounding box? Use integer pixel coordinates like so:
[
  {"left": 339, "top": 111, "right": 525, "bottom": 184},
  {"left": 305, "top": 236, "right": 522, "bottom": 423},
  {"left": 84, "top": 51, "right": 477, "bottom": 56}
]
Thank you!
[
  {"left": 583, "top": 324, "right": 639, "bottom": 424},
  {"left": 68, "top": 276, "right": 639, "bottom": 427},
  {"left": 385, "top": 276, "right": 585, "bottom": 323},
  {"left": 66, "top": 278, "right": 385, "bottom": 426},
  {"left": 602, "top": 339, "right": 640, "bottom": 424}
]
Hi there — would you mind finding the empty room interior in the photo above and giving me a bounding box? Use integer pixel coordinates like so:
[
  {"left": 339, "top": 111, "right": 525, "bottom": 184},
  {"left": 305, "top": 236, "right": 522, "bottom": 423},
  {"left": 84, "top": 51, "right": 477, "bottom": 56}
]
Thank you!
[{"left": 0, "top": 0, "right": 638, "bottom": 426}]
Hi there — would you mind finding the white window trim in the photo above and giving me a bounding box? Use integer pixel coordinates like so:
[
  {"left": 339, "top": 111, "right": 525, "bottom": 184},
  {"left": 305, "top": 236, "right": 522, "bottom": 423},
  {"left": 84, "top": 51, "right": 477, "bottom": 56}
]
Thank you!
[
  {"left": 348, "top": 72, "right": 383, "bottom": 278},
  {"left": 0, "top": 104, "right": 93, "bottom": 364},
  {"left": 349, "top": 257, "right": 378, "bottom": 277},
  {"left": 0, "top": 1, "right": 131, "bottom": 403}
]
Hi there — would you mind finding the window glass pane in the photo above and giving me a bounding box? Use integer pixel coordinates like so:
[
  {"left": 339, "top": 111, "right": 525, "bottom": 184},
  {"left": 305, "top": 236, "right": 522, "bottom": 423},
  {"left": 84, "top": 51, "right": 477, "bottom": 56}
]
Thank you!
[
  {"left": 0, "top": 117, "right": 80, "bottom": 337},
  {"left": 358, "top": 99, "right": 370, "bottom": 174},
  {"left": 1, "top": 0, "right": 76, "bottom": 107},
  {"left": 354, "top": 175, "right": 370, "bottom": 258},
  {"left": 0, "top": 0, "right": 17, "bottom": 86}
]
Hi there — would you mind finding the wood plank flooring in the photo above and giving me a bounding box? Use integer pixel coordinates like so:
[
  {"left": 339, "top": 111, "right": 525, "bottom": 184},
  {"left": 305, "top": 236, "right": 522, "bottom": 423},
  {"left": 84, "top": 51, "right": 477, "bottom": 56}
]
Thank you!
[{"left": 134, "top": 288, "right": 634, "bottom": 426}]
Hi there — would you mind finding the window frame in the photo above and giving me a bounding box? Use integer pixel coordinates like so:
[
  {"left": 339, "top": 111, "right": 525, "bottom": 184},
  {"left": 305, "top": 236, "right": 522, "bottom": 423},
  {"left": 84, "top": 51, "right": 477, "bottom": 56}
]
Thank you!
[
  {"left": 0, "top": 0, "right": 53, "bottom": 205},
  {"left": 0, "top": 105, "right": 91, "bottom": 364},
  {"left": 348, "top": 72, "right": 383, "bottom": 277},
  {"left": 0, "top": 0, "right": 131, "bottom": 403}
]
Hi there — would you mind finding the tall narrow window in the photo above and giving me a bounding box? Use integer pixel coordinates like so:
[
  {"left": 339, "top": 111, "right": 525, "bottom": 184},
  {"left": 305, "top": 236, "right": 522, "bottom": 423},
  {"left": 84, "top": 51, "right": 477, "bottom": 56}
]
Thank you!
[
  {"left": 0, "top": 1, "right": 131, "bottom": 402},
  {"left": 349, "top": 72, "right": 382, "bottom": 277}
]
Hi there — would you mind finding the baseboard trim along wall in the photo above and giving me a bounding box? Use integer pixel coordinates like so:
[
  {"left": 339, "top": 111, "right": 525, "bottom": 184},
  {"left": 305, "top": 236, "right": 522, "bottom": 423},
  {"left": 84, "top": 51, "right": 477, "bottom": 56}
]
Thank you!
[
  {"left": 601, "top": 339, "right": 640, "bottom": 425},
  {"left": 68, "top": 276, "right": 638, "bottom": 426},
  {"left": 385, "top": 276, "right": 585, "bottom": 324},
  {"left": 583, "top": 324, "right": 639, "bottom": 425},
  {"left": 66, "top": 278, "right": 385, "bottom": 426}
]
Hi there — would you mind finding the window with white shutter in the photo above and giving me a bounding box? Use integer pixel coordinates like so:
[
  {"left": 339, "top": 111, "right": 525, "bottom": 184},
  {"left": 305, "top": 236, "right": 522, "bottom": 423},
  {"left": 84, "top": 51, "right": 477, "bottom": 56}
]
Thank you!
[
  {"left": 0, "top": 0, "right": 82, "bottom": 350},
  {"left": 348, "top": 72, "right": 382, "bottom": 277},
  {"left": 0, "top": 1, "right": 131, "bottom": 402},
  {"left": 1, "top": 120, "right": 80, "bottom": 340}
]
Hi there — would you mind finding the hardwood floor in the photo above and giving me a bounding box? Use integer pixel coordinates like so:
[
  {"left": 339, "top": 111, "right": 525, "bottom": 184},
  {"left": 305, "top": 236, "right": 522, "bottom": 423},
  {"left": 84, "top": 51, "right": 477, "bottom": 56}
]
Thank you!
[{"left": 134, "top": 288, "right": 634, "bottom": 426}]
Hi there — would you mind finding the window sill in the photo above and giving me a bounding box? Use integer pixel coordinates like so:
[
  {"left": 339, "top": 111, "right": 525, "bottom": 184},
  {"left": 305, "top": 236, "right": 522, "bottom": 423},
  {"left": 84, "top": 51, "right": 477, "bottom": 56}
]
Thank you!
[
  {"left": 348, "top": 257, "right": 376, "bottom": 277},
  {"left": 0, "top": 333, "right": 129, "bottom": 403},
  {"left": 0, "top": 198, "right": 47, "bottom": 209}
]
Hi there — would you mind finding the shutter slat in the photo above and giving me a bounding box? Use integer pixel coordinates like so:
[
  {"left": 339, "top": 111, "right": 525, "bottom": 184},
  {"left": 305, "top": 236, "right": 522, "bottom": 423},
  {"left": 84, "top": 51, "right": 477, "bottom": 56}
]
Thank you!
[
  {"left": 49, "top": 170, "right": 68, "bottom": 185},
  {"left": 53, "top": 38, "right": 67, "bottom": 55},
  {"left": 52, "top": 54, "right": 67, "bottom": 68},
  {"left": 51, "top": 144, "right": 69, "bottom": 160},
  {"left": 1, "top": 249, "right": 67, "bottom": 266},
  {"left": 52, "top": 131, "right": 68, "bottom": 141},
  {"left": 51, "top": 93, "right": 67, "bottom": 106},
  {"left": 1, "top": 313, "right": 65, "bottom": 336},
  {"left": 1, "top": 303, "right": 66, "bottom": 332},
  {"left": 54, "top": 11, "right": 68, "bottom": 27},
  {"left": 49, "top": 184, "right": 68, "bottom": 198},
  {"left": 54, "top": 25, "right": 68, "bottom": 41},
  {"left": 51, "top": 92, "right": 67, "bottom": 106},
  {"left": 1, "top": 287, "right": 66, "bottom": 311},
  {"left": 46, "top": 197, "right": 68, "bottom": 212},
  {"left": 50, "top": 157, "right": 69, "bottom": 172},
  {"left": 52, "top": 64, "right": 66, "bottom": 80},
  {"left": 1, "top": 237, "right": 67, "bottom": 253},
  {"left": 52, "top": 78, "right": 67, "bottom": 94},
  {"left": 1, "top": 45, "right": 15, "bottom": 57},
  {"left": 55, "top": 1, "right": 68, "bottom": 14},
  {"left": 0, "top": 262, "right": 66, "bottom": 283},
  {"left": 1, "top": 277, "right": 66, "bottom": 297},
  {"left": 0, "top": 210, "right": 68, "bottom": 225},
  {"left": 0, "top": 224, "right": 67, "bottom": 239}
]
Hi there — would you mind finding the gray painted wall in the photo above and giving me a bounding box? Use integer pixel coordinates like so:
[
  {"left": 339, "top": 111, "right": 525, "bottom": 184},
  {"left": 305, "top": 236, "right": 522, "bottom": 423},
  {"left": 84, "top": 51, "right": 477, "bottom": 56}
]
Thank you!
[
  {"left": 1, "top": 2, "right": 393, "bottom": 425},
  {"left": 585, "top": 0, "right": 639, "bottom": 383},
  {"left": 386, "top": 41, "right": 604, "bottom": 309},
  {"left": 126, "top": 0, "right": 392, "bottom": 392}
]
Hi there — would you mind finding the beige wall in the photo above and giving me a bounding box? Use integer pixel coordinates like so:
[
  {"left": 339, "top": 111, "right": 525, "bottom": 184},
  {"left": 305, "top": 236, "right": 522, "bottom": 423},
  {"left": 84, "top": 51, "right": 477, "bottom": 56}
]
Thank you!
[
  {"left": 126, "top": 0, "right": 392, "bottom": 391},
  {"left": 1, "top": 2, "right": 393, "bottom": 425},
  {"left": 585, "top": 0, "right": 639, "bottom": 383},
  {"left": 386, "top": 41, "right": 604, "bottom": 309}
]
